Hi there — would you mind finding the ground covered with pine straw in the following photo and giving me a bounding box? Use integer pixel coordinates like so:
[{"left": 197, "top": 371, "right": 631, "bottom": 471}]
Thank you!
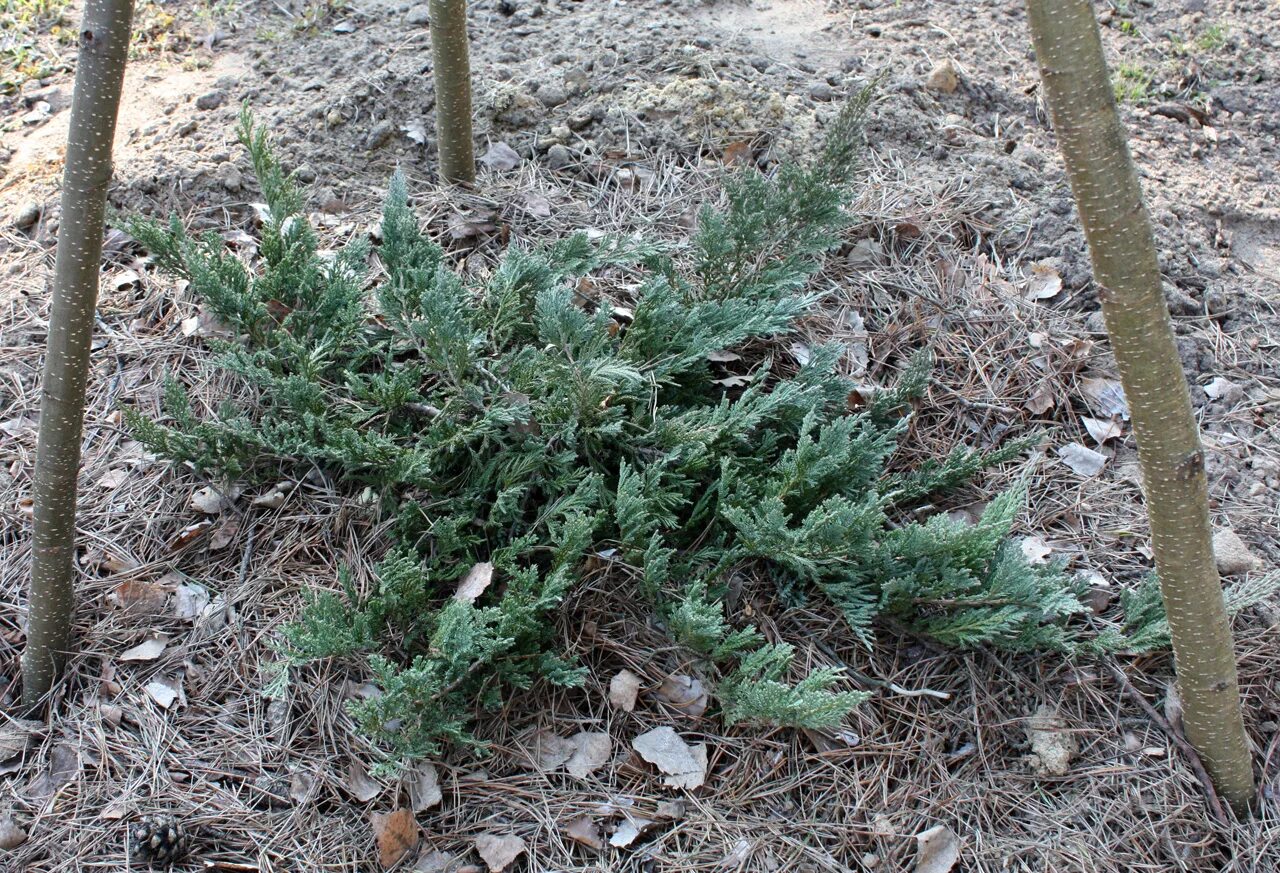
[{"left": 3, "top": 0, "right": 1280, "bottom": 870}]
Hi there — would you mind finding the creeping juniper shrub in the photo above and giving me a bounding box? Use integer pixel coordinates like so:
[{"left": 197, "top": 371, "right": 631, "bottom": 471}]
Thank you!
[{"left": 128, "top": 103, "right": 1144, "bottom": 761}]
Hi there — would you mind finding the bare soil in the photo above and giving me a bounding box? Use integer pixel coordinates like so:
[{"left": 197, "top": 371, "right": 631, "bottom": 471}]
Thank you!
[{"left": 2, "top": 1, "right": 1279, "bottom": 871}]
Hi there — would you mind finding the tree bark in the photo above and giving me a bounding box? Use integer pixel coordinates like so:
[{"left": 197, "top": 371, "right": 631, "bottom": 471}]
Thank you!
[
  {"left": 429, "top": 0, "right": 475, "bottom": 183},
  {"left": 22, "top": 0, "right": 136, "bottom": 710},
  {"left": 1025, "top": 0, "right": 1255, "bottom": 815}
]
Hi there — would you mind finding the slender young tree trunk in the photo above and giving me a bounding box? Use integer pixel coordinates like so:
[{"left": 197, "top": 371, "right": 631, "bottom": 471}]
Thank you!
[
  {"left": 429, "top": 0, "right": 475, "bottom": 183},
  {"left": 1025, "top": 0, "right": 1254, "bottom": 815},
  {"left": 22, "top": 0, "right": 136, "bottom": 710}
]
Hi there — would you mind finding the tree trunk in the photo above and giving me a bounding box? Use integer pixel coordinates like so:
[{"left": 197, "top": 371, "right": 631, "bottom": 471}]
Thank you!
[
  {"left": 429, "top": 0, "right": 475, "bottom": 183},
  {"left": 1025, "top": 0, "right": 1255, "bottom": 815},
  {"left": 21, "top": 0, "right": 136, "bottom": 710}
]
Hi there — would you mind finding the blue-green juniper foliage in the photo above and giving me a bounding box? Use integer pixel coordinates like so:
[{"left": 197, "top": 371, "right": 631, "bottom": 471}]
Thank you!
[{"left": 127, "top": 104, "right": 1152, "bottom": 761}]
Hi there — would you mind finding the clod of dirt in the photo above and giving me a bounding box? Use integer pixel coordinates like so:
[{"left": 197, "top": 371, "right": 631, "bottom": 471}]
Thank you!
[
  {"left": 405, "top": 4, "right": 431, "bottom": 26},
  {"left": 546, "top": 144, "right": 573, "bottom": 170},
  {"left": 365, "top": 120, "right": 396, "bottom": 151},
  {"left": 618, "top": 76, "right": 789, "bottom": 148},
  {"left": 1212, "top": 527, "right": 1263, "bottom": 576},
  {"left": 1024, "top": 704, "right": 1077, "bottom": 777},
  {"left": 925, "top": 59, "right": 959, "bottom": 94}
]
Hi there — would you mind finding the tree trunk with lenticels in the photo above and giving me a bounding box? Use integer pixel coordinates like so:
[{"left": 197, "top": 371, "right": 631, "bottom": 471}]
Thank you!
[
  {"left": 1025, "top": 0, "right": 1255, "bottom": 816},
  {"left": 22, "top": 0, "right": 137, "bottom": 711},
  {"left": 429, "top": 0, "right": 476, "bottom": 183}
]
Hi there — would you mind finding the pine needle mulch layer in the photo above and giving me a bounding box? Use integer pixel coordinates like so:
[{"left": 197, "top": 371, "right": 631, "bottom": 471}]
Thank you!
[{"left": 2, "top": 142, "right": 1279, "bottom": 872}]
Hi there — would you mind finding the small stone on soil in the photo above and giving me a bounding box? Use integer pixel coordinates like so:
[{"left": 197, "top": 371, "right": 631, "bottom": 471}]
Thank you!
[
  {"left": 217, "top": 162, "right": 243, "bottom": 193},
  {"left": 406, "top": 3, "right": 430, "bottom": 25},
  {"left": 1213, "top": 528, "right": 1262, "bottom": 576},
  {"left": 809, "top": 81, "right": 834, "bottom": 102},
  {"left": 195, "top": 89, "right": 228, "bottom": 111},
  {"left": 11, "top": 202, "right": 41, "bottom": 231}
]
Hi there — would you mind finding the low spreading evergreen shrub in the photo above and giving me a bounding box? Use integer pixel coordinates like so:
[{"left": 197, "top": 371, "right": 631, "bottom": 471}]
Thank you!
[{"left": 127, "top": 103, "right": 1160, "bottom": 762}]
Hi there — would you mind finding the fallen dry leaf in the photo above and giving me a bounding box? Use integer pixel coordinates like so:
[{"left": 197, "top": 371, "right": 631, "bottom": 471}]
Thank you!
[
  {"left": 475, "top": 832, "right": 526, "bottom": 872},
  {"left": 1023, "top": 384, "right": 1056, "bottom": 415},
  {"left": 564, "top": 731, "right": 612, "bottom": 779},
  {"left": 609, "top": 815, "right": 654, "bottom": 848},
  {"left": 563, "top": 816, "right": 604, "bottom": 850},
  {"left": 706, "top": 349, "right": 742, "bottom": 363},
  {"left": 252, "top": 483, "right": 290, "bottom": 509},
  {"left": 85, "top": 548, "right": 138, "bottom": 575},
  {"left": 1024, "top": 262, "right": 1063, "bottom": 301},
  {"left": 402, "top": 120, "right": 428, "bottom": 145},
  {"left": 608, "top": 669, "right": 641, "bottom": 711},
  {"left": 1203, "top": 376, "right": 1243, "bottom": 404},
  {"left": 1081, "top": 415, "right": 1123, "bottom": 445},
  {"left": 112, "top": 268, "right": 141, "bottom": 291},
  {"left": 721, "top": 140, "right": 753, "bottom": 166},
  {"left": 631, "top": 726, "right": 708, "bottom": 790},
  {"left": 289, "top": 769, "right": 316, "bottom": 804},
  {"left": 346, "top": 762, "right": 382, "bottom": 803},
  {"left": 1058, "top": 442, "right": 1108, "bottom": 477},
  {"left": 479, "top": 142, "right": 522, "bottom": 172},
  {"left": 914, "top": 824, "right": 961, "bottom": 873},
  {"left": 413, "top": 850, "right": 460, "bottom": 873},
  {"left": 372, "top": 808, "right": 421, "bottom": 869},
  {"left": 719, "top": 839, "right": 752, "bottom": 868},
  {"left": 173, "top": 582, "right": 212, "bottom": 621},
  {"left": 208, "top": 519, "right": 241, "bottom": 551},
  {"left": 0, "top": 417, "right": 35, "bottom": 438},
  {"left": 107, "top": 579, "right": 170, "bottom": 615},
  {"left": 167, "top": 520, "right": 214, "bottom": 551},
  {"left": 1079, "top": 376, "right": 1129, "bottom": 420},
  {"left": 455, "top": 561, "right": 494, "bottom": 604},
  {"left": 532, "top": 729, "right": 577, "bottom": 771},
  {"left": 1019, "top": 536, "right": 1052, "bottom": 566},
  {"left": 24, "top": 744, "right": 80, "bottom": 801},
  {"left": 519, "top": 192, "right": 552, "bottom": 218},
  {"left": 97, "top": 468, "right": 129, "bottom": 489},
  {"left": 0, "top": 720, "right": 38, "bottom": 764},
  {"left": 144, "top": 676, "right": 181, "bottom": 709},
  {"left": 652, "top": 674, "right": 708, "bottom": 717},
  {"left": 120, "top": 636, "right": 168, "bottom": 662},
  {"left": 190, "top": 485, "right": 232, "bottom": 514},
  {"left": 408, "top": 762, "right": 442, "bottom": 813}
]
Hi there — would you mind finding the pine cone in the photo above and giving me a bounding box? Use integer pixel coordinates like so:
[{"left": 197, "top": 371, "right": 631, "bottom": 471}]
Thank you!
[{"left": 128, "top": 815, "right": 190, "bottom": 866}]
